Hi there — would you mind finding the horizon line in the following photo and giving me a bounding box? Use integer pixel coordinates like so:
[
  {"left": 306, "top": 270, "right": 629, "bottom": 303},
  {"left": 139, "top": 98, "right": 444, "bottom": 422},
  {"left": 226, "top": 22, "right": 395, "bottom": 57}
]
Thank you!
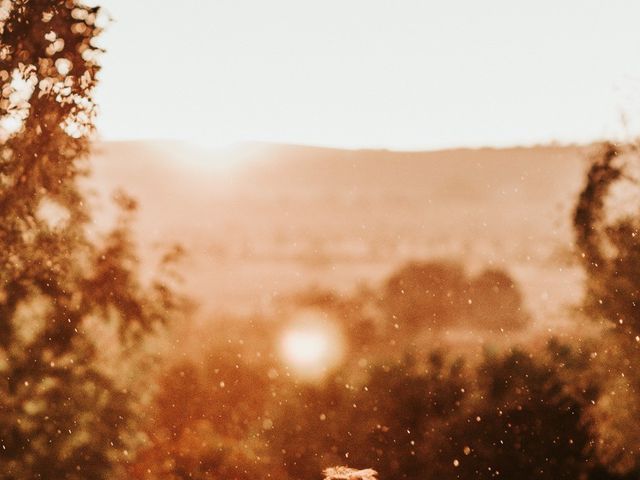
[{"left": 92, "top": 136, "right": 611, "bottom": 155}]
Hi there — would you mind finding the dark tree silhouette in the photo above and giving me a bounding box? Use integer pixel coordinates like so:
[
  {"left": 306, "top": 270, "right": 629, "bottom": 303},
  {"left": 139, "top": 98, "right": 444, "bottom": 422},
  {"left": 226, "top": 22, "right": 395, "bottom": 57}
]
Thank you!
[
  {"left": 573, "top": 142, "right": 640, "bottom": 344},
  {"left": 441, "top": 344, "right": 598, "bottom": 480},
  {"left": 0, "top": 2, "right": 177, "bottom": 478},
  {"left": 265, "top": 352, "right": 468, "bottom": 480},
  {"left": 572, "top": 142, "right": 640, "bottom": 475}
]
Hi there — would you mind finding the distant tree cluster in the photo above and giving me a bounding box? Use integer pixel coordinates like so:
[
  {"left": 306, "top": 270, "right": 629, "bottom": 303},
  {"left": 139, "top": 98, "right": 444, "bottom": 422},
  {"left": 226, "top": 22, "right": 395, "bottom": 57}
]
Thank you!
[
  {"left": 381, "top": 261, "right": 528, "bottom": 334},
  {"left": 284, "top": 258, "right": 529, "bottom": 359}
]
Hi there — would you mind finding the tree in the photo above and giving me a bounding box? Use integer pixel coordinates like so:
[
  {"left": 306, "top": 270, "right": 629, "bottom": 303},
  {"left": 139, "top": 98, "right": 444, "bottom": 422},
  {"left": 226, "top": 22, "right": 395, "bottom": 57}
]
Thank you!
[
  {"left": 129, "top": 349, "right": 278, "bottom": 480},
  {"left": 381, "top": 261, "right": 468, "bottom": 334},
  {"left": 0, "top": 1, "right": 176, "bottom": 478},
  {"left": 572, "top": 142, "right": 640, "bottom": 476},
  {"left": 573, "top": 142, "right": 640, "bottom": 343},
  {"left": 266, "top": 352, "right": 468, "bottom": 480},
  {"left": 441, "top": 344, "right": 598, "bottom": 480},
  {"left": 574, "top": 144, "right": 625, "bottom": 328},
  {"left": 380, "top": 261, "right": 528, "bottom": 337}
]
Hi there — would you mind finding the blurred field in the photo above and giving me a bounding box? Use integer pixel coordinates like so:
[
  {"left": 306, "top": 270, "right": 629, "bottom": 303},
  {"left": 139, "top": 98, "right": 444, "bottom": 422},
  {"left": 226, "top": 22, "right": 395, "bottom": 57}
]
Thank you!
[{"left": 86, "top": 141, "right": 590, "bottom": 328}]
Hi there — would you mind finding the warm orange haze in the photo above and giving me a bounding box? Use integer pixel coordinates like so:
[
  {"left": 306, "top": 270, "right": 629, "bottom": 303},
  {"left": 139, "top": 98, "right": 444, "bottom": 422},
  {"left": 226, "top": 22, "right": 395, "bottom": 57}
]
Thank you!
[
  {"left": 88, "top": 141, "right": 586, "bottom": 325},
  {"left": 3, "top": 2, "right": 640, "bottom": 480}
]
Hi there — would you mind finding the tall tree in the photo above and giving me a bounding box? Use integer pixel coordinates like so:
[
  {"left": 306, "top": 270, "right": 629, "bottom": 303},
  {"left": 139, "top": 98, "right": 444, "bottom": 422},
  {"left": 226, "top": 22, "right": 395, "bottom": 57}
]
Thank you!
[
  {"left": 0, "top": 1, "right": 175, "bottom": 478},
  {"left": 573, "top": 142, "right": 640, "bottom": 476}
]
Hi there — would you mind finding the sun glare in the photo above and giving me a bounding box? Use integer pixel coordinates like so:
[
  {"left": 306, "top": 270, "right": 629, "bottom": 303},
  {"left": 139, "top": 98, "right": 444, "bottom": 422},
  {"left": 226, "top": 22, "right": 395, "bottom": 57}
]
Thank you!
[{"left": 280, "top": 312, "right": 344, "bottom": 381}]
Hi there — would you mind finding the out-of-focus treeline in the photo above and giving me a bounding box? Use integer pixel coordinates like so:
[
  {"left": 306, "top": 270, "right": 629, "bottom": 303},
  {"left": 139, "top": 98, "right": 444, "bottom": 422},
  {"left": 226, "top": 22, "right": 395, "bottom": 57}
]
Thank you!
[
  {"left": 126, "top": 144, "right": 640, "bottom": 479},
  {"left": 2, "top": 1, "right": 640, "bottom": 480}
]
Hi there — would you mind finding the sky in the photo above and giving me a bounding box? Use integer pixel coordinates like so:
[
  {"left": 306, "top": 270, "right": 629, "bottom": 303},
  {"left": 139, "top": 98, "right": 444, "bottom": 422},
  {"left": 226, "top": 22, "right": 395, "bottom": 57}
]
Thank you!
[{"left": 93, "top": 0, "right": 640, "bottom": 150}]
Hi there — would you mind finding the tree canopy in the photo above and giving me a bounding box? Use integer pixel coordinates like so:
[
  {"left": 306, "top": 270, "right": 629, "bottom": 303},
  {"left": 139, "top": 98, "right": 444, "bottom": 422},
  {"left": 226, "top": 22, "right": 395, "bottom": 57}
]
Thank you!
[{"left": 0, "top": 2, "right": 176, "bottom": 478}]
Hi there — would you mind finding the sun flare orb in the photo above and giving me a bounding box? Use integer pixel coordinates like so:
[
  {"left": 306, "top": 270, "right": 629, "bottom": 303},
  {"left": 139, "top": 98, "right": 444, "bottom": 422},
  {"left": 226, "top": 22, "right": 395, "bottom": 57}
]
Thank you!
[{"left": 280, "top": 312, "right": 344, "bottom": 380}]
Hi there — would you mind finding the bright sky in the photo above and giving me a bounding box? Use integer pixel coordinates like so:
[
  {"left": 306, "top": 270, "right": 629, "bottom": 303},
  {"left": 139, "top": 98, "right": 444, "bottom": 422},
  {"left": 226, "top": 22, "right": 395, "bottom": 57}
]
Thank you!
[{"left": 94, "top": 0, "right": 640, "bottom": 150}]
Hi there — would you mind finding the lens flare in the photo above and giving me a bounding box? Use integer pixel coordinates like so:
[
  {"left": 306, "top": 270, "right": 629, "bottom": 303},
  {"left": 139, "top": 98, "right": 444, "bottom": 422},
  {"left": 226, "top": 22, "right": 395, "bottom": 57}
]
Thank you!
[{"left": 280, "top": 311, "right": 344, "bottom": 381}]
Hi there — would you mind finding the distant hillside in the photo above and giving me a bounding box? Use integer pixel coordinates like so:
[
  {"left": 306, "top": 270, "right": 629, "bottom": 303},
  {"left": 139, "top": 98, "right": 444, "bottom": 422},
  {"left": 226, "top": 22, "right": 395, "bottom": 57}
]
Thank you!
[{"left": 85, "top": 141, "right": 590, "bottom": 324}]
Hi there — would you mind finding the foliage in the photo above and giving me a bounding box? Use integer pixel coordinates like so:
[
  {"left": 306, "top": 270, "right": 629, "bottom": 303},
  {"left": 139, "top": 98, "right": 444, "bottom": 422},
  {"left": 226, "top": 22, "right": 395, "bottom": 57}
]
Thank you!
[
  {"left": 441, "top": 343, "right": 598, "bottom": 480},
  {"left": 572, "top": 142, "right": 640, "bottom": 475},
  {"left": 126, "top": 252, "right": 572, "bottom": 480},
  {"left": 0, "top": 1, "right": 177, "bottom": 478},
  {"left": 573, "top": 143, "right": 640, "bottom": 342},
  {"left": 381, "top": 261, "right": 528, "bottom": 335}
]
